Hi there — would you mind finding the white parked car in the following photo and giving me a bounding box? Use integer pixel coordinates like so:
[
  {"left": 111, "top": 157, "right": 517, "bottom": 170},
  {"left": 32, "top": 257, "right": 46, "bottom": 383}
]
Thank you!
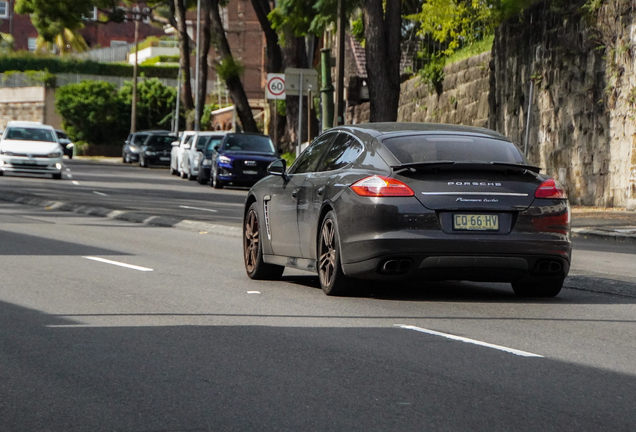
[
  {"left": 170, "top": 131, "right": 195, "bottom": 176},
  {"left": 0, "top": 121, "right": 63, "bottom": 179},
  {"left": 181, "top": 131, "right": 230, "bottom": 181}
]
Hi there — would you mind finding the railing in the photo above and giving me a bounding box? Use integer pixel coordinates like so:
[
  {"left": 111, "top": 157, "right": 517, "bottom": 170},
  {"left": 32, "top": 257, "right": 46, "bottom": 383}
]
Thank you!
[
  {"left": 0, "top": 72, "right": 220, "bottom": 96},
  {"left": 74, "top": 43, "right": 134, "bottom": 63}
]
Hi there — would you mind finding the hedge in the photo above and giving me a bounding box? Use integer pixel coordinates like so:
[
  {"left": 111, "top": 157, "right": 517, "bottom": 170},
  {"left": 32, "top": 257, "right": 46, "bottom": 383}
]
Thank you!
[{"left": 0, "top": 52, "right": 178, "bottom": 79}]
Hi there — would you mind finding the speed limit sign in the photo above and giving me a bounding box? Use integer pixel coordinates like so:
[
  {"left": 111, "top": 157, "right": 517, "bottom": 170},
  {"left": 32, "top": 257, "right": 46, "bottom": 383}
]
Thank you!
[{"left": 266, "top": 73, "right": 286, "bottom": 99}]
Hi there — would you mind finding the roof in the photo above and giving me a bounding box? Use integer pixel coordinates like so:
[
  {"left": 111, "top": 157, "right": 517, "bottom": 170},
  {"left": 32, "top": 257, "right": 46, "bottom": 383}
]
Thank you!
[
  {"left": 7, "top": 121, "right": 53, "bottom": 129},
  {"left": 341, "top": 122, "right": 508, "bottom": 140}
]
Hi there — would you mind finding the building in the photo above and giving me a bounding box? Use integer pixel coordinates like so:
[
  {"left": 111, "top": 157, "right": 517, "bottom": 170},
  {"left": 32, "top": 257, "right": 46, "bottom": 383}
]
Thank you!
[{"left": 0, "top": 0, "right": 165, "bottom": 51}]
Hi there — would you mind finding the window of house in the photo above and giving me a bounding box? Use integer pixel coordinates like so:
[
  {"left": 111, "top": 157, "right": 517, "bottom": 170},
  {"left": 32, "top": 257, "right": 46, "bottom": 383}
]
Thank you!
[
  {"left": 0, "top": 1, "right": 9, "bottom": 18},
  {"left": 143, "top": 8, "right": 151, "bottom": 23},
  {"left": 110, "top": 40, "right": 128, "bottom": 47},
  {"left": 82, "top": 7, "right": 97, "bottom": 21},
  {"left": 27, "top": 38, "right": 37, "bottom": 51}
]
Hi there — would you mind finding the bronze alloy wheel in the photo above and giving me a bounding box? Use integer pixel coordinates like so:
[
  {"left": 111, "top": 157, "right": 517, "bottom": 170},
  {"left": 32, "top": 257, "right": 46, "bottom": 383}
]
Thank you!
[
  {"left": 244, "top": 208, "right": 259, "bottom": 274},
  {"left": 317, "top": 211, "right": 352, "bottom": 296},
  {"left": 243, "top": 203, "right": 285, "bottom": 280},
  {"left": 318, "top": 218, "right": 337, "bottom": 288}
]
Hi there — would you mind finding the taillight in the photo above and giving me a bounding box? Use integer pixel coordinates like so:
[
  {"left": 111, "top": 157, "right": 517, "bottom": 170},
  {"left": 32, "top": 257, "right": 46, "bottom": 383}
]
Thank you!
[
  {"left": 351, "top": 175, "right": 415, "bottom": 197},
  {"left": 535, "top": 178, "right": 567, "bottom": 199}
]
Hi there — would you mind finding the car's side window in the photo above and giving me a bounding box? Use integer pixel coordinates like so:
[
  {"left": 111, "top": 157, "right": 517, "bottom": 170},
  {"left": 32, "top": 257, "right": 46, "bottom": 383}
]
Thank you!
[
  {"left": 318, "top": 133, "right": 363, "bottom": 172},
  {"left": 289, "top": 133, "right": 336, "bottom": 174},
  {"left": 195, "top": 136, "right": 206, "bottom": 151}
]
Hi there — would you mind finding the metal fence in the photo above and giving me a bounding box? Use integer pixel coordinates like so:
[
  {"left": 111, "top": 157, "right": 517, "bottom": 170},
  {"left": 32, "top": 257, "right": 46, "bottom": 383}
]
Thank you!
[
  {"left": 0, "top": 72, "right": 219, "bottom": 95},
  {"left": 74, "top": 43, "right": 134, "bottom": 63}
]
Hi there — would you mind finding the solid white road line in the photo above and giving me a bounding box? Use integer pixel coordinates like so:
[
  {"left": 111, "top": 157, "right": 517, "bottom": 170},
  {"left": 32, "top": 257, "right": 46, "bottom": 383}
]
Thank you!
[
  {"left": 179, "top": 205, "right": 218, "bottom": 213},
  {"left": 395, "top": 324, "right": 543, "bottom": 358},
  {"left": 93, "top": 191, "right": 108, "bottom": 196},
  {"left": 83, "top": 256, "right": 153, "bottom": 272}
]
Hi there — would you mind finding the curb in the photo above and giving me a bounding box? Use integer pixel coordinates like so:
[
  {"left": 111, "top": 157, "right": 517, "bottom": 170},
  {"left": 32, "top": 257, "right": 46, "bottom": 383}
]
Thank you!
[
  {"left": 571, "top": 228, "right": 636, "bottom": 244},
  {"left": 0, "top": 191, "right": 242, "bottom": 239}
]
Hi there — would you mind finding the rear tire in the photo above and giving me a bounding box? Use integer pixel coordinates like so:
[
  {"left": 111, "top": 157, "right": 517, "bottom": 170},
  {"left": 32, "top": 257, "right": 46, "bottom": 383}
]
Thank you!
[
  {"left": 317, "top": 211, "right": 353, "bottom": 296},
  {"left": 511, "top": 277, "right": 564, "bottom": 297},
  {"left": 243, "top": 202, "right": 284, "bottom": 280}
]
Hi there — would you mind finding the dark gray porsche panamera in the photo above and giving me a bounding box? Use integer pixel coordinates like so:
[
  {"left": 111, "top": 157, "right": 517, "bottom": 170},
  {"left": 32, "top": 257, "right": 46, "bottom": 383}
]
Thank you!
[{"left": 243, "top": 123, "right": 571, "bottom": 297}]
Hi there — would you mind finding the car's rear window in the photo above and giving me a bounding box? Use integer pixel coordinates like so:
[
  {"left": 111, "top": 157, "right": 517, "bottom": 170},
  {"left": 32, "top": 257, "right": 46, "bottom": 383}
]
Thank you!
[
  {"left": 5, "top": 127, "right": 56, "bottom": 143},
  {"left": 382, "top": 135, "right": 526, "bottom": 165},
  {"left": 222, "top": 134, "right": 275, "bottom": 154}
]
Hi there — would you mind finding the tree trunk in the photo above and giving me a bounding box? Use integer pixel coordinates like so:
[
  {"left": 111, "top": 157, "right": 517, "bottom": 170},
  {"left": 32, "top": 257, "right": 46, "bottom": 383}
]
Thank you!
[
  {"left": 250, "top": 0, "right": 286, "bottom": 146},
  {"left": 197, "top": 0, "right": 211, "bottom": 129},
  {"left": 209, "top": 0, "right": 259, "bottom": 133},
  {"left": 283, "top": 31, "right": 309, "bottom": 148},
  {"left": 174, "top": 0, "right": 195, "bottom": 126},
  {"left": 362, "top": 0, "right": 401, "bottom": 122}
]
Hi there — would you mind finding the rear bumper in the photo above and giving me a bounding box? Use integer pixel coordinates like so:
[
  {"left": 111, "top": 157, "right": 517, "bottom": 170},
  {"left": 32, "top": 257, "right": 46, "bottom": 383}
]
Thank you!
[{"left": 342, "top": 251, "right": 570, "bottom": 283}]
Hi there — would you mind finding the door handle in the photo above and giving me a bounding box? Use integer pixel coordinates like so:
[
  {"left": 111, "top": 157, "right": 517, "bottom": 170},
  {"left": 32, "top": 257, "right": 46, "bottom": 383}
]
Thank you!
[
  {"left": 317, "top": 186, "right": 325, "bottom": 196},
  {"left": 291, "top": 188, "right": 300, "bottom": 198}
]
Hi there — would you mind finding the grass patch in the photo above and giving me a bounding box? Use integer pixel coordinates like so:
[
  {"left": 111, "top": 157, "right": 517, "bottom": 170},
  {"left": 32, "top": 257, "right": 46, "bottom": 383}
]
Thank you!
[{"left": 446, "top": 35, "right": 494, "bottom": 65}]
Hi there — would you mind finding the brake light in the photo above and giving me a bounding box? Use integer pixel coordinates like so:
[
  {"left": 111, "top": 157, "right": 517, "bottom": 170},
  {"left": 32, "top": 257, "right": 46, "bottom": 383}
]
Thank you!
[
  {"left": 351, "top": 175, "right": 415, "bottom": 197},
  {"left": 535, "top": 179, "right": 567, "bottom": 199}
]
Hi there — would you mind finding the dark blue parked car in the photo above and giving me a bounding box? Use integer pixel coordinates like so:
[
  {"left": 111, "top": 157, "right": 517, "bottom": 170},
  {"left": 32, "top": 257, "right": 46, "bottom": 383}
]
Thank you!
[{"left": 210, "top": 133, "right": 279, "bottom": 189}]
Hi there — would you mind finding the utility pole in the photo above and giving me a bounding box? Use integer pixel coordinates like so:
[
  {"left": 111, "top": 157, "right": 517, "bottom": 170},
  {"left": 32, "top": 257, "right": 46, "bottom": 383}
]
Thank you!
[
  {"left": 333, "top": 0, "right": 345, "bottom": 127},
  {"left": 320, "top": 48, "right": 334, "bottom": 131},
  {"left": 194, "top": 0, "right": 202, "bottom": 131},
  {"left": 131, "top": 19, "right": 139, "bottom": 134}
]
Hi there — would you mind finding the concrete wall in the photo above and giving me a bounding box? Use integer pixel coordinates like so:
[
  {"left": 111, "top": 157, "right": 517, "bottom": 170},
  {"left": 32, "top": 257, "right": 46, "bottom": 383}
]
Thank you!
[{"left": 0, "top": 87, "right": 62, "bottom": 130}]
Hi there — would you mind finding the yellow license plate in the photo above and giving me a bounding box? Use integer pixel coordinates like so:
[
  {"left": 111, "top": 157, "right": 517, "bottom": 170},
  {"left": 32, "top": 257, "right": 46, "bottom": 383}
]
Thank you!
[{"left": 453, "top": 214, "right": 499, "bottom": 231}]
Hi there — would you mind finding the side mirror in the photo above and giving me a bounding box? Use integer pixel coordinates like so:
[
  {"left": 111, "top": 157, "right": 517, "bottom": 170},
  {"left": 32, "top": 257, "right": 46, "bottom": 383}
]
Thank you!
[
  {"left": 125, "top": 140, "right": 130, "bottom": 145},
  {"left": 214, "top": 144, "right": 221, "bottom": 152},
  {"left": 171, "top": 141, "right": 180, "bottom": 146},
  {"left": 267, "top": 159, "right": 287, "bottom": 178},
  {"left": 183, "top": 143, "right": 191, "bottom": 150}
]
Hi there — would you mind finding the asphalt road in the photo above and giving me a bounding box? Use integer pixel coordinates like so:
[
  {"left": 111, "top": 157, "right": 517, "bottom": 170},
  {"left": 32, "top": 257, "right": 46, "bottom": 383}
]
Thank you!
[
  {"left": 1, "top": 161, "right": 636, "bottom": 431},
  {"left": 0, "top": 158, "right": 247, "bottom": 225}
]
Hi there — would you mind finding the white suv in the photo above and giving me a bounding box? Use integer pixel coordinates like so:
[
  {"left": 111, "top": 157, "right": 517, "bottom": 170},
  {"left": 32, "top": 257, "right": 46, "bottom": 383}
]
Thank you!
[
  {"left": 170, "top": 131, "right": 195, "bottom": 176},
  {"left": 0, "top": 121, "right": 64, "bottom": 179},
  {"left": 181, "top": 131, "right": 230, "bottom": 181}
]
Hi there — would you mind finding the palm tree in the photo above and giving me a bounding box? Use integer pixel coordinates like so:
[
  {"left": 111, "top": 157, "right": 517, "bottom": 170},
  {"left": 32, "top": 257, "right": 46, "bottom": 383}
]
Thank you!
[{"left": 35, "top": 27, "right": 88, "bottom": 54}]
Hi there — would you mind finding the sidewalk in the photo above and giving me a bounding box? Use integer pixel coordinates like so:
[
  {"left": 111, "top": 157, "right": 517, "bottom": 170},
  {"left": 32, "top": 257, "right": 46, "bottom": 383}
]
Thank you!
[{"left": 571, "top": 206, "right": 636, "bottom": 243}]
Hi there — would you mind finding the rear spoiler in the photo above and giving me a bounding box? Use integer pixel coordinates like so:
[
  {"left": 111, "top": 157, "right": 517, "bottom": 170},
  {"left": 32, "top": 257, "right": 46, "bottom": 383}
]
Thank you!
[{"left": 391, "top": 161, "right": 542, "bottom": 174}]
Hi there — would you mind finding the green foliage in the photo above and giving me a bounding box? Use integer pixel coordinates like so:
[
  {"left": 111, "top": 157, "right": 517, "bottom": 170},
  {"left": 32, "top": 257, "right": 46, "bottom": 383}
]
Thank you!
[
  {"left": 445, "top": 34, "right": 494, "bottom": 64},
  {"left": 140, "top": 55, "right": 180, "bottom": 66},
  {"left": 55, "top": 81, "right": 126, "bottom": 146},
  {"left": 0, "top": 52, "right": 179, "bottom": 78},
  {"left": 419, "top": 56, "right": 446, "bottom": 94},
  {"left": 201, "top": 102, "right": 220, "bottom": 131},
  {"left": 1, "top": 32, "right": 15, "bottom": 53},
  {"left": 215, "top": 55, "right": 245, "bottom": 80},
  {"left": 268, "top": 0, "right": 360, "bottom": 41},
  {"left": 276, "top": 99, "right": 286, "bottom": 117},
  {"left": 407, "top": 0, "right": 499, "bottom": 57},
  {"left": 117, "top": 78, "right": 178, "bottom": 131},
  {"left": 15, "top": 0, "right": 94, "bottom": 42},
  {"left": 281, "top": 151, "right": 296, "bottom": 167},
  {"left": 56, "top": 78, "right": 180, "bottom": 146},
  {"left": 1, "top": 70, "right": 57, "bottom": 87}
]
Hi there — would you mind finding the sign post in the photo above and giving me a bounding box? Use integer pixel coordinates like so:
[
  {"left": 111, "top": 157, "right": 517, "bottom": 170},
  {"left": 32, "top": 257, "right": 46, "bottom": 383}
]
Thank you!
[
  {"left": 266, "top": 74, "right": 286, "bottom": 149},
  {"left": 284, "top": 68, "right": 318, "bottom": 154}
]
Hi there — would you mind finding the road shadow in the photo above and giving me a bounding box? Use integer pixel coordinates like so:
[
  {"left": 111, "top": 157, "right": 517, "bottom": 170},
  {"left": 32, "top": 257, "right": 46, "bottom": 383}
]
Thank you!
[
  {"left": 0, "top": 230, "right": 130, "bottom": 256},
  {"left": 1, "top": 298, "right": 636, "bottom": 431},
  {"left": 279, "top": 274, "right": 636, "bottom": 304}
]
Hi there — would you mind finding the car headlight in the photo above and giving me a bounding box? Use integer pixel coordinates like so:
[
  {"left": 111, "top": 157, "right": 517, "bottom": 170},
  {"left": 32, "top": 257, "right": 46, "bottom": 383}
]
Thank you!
[
  {"left": 130, "top": 146, "right": 140, "bottom": 153},
  {"left": 66, "top": 143, "right": 75, "bottom": 149},
  {"left": 145, "top": 151, "right": 157, "bottom": 156},
  {"left": 47, "top": 151, "right": 63, "bottom": 158},
  {"left": 202, "top": 159, "right": 212, "bottom": 166},
  {"left": 218, "top": 155, "right": 232, "bottom": 165}
]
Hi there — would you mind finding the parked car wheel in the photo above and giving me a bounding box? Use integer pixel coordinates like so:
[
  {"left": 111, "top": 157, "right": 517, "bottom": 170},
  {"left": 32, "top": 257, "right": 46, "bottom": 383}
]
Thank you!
[
  {"left": 243, "top": 203, "right": 285, "bottom": 280},
  {"left": 212, "top": 166, "right": 224, "bottom": 189}
]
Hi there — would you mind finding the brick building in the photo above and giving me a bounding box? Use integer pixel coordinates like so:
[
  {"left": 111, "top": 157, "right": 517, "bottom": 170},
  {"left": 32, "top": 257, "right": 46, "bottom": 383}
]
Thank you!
[{"left": 0, "top": 0, "right": 165, "bottom": 51}]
